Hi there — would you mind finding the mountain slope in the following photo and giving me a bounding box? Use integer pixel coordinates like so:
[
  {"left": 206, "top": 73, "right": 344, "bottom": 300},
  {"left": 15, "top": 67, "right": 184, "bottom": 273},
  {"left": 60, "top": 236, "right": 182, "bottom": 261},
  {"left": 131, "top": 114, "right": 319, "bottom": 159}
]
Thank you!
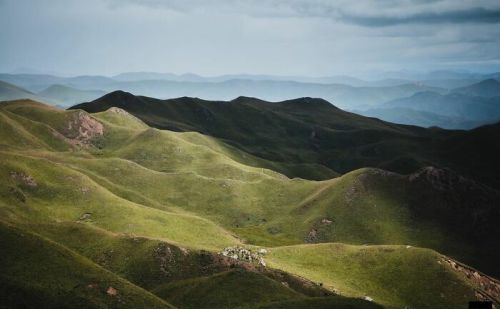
[
  {"left": 382, "top": 91, "right": 500, "bottom": 122},
  {"left": 266, "top": 243, "right": 488, "bottom": 309},
  {"left": 453, "top": 79, "right": 500, "bottom": 97},
  {"left": 0, "top": 222, "right": 175, "bottom": 308},
  {"left": 357, "top": 106, "right": 489, "bottom": 129},
  {"left": 0, "top": 80, "right": 52, "bottom": 103},
  {"left": 1, "top": 99, "right": 499, "bottom": 308},
  {"left": 72, "top": 92, "right": 500, "bottom": 190}
]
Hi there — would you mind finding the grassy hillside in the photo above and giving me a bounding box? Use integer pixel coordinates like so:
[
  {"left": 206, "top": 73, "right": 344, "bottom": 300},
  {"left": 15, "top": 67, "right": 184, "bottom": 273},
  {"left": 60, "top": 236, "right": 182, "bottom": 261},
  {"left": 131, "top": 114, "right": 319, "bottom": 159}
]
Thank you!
[
  {"left": 256, "top": 297, "right": 383, "bottom": 309},
  {"left": 72, "top": 92, "right": 500, "bottom": 190},
  {"left": 0, "top": 221, "right": 174, "bottom": 308},
  {"left": 266, "top": 243, "right": 478, "bottom": 309},
  {"left": 1, "top": 99, "right": 498, "bottom": 308},
  {"left": 153, "top": 270, "right": 304, "bottom": 309}
]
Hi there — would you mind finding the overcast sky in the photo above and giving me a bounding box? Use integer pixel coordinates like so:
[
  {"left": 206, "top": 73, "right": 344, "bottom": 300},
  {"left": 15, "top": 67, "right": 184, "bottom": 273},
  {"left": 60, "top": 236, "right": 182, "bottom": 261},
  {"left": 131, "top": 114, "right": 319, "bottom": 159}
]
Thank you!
[{"left": 1, "top": 0, "right": 500, "bottom": 77}]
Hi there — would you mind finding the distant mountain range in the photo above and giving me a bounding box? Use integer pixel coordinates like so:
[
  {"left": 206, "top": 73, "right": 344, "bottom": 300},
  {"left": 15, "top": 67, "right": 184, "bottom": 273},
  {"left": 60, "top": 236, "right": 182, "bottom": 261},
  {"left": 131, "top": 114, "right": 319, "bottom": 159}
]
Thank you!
[
  {"left": 0, "top": 73, "right": 444, "bottom": 109},
  {"left": 359, "top": 79, "right": 500, "bottom": 129},
  {"left": 0, "top": 80, "right": 106, "bottom": 107},
  {"left": 1, "top": 72, "right": 499, "bottom": 129},
  {"left": 38, "top": 84, "right": 106, "bottom": 106},
  {"left": 0, "top": 80, "right": 47, "bottom": 103}
]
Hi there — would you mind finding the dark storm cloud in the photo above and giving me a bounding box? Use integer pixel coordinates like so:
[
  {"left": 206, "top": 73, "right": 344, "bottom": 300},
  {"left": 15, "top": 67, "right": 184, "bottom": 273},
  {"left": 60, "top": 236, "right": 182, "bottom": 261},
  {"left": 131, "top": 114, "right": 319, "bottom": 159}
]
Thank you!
[
  {"left": 340, "top": 7, "right": 500, "bottom": 27},
  {"left": 109, "top": 0, "right": 500, "bottom": 24}
]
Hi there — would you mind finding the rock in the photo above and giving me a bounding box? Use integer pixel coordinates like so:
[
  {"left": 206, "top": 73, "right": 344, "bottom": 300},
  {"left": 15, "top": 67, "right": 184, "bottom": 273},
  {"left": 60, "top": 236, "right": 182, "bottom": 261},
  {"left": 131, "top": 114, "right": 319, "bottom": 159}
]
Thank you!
[
  {"left": 106, "top": 286, "right": 118, "bottom": 296},
  {"left": 321, "top": 218, "right": 333, "bottom": 225},
  {"left": 154, "top": 243, "right": 174, "bottom": 275},
  {"left": 10, "top": 171, "right": 37, "bottom": 187},
  {"left": 443, "top": 257, "right": 500, "bottom": 302},
  {"left": 258, "top": 248, "right": 268, "bottom": 255},
  {"left": 220, "top": 246, "right": 266, "bottom": 267},
  {"left": 305, "top": 228, "right": 318, "bottom": 243},
  {"left": 57, "top": 111, "right": 104, "bottom": 148},
  {"left": 78, "top": 213, "right": 92, "bottom": 221},
  {"left": 8, "top": 186, "right": 26, "bottom": 203},
  {"left": 364, "top": 296, "right": 373, "bottom": 302},
  {"left": 179, "top": 247, "right": 189, "bottom": 256}
]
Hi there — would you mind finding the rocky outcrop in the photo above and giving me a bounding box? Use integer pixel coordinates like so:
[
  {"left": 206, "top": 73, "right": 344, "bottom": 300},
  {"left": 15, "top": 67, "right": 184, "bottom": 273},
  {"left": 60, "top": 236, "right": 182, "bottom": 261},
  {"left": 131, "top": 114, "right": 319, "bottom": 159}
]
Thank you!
[
  {"left": 54, "top": 111, "right": 104, "bottom": 148},
  {"left": 220, "top": 246, "right": 266, "bottom": 267},
  {"left": 409, "top": 166, "right": 474, "bottom": 191},
  {"left": 442, "top": 258, "right": 500, "bottom": 306},
  {"left": 10, "top": 171, "right": 37, "bottom": 187}
]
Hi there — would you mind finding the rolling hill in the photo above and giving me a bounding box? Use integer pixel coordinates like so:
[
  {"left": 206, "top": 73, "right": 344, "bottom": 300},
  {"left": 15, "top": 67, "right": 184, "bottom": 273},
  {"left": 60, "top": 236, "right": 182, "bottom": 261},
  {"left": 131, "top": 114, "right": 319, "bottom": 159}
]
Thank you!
[
  {"left": 453, "top": 79, "right": 500, "bottom": 98},
  {"left": 0, "top": 80, "right": 51, "bottom": 103},
  {"left": 356, "top": 106, "right": 489, "bottom": 129},
  {"left": 1, "top": 98, "right": 499, "bottom": 308},
  {"left": 72, "top": 91, "right": 500, "bottom": 190},
  {"left": 383, "top": 91, "right": 500, "bottom": 120},
  {"left": 38, "top": 84, "right": 106, "bottom": 106}
]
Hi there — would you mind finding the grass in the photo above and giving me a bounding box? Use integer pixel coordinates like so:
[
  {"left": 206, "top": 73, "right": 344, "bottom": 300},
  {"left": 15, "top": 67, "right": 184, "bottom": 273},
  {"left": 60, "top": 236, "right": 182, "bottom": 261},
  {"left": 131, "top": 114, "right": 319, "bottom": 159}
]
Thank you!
[
  {"left": 0, "top": 99, "right": 497, "bottom": 308},
  {"left": 0, "top": 150, "right": 240, "bottom": 251},
  {"left": 266, "top": 243, "right": 477, "bottom": 309},
  {"left": 0, "top": 221, "right": 174, "bottom": 308},
  {"left": 72, "top": 92, "right": 500, "bottom": 190},
  {"left": 256, "top": 297, "right": 383, "bottom": 309},
  {"left": 153, "top": 269, "right": 303, "bottom": 309},
  {"left": 21, "top": 221, "right": 235, "bottom": 290}
]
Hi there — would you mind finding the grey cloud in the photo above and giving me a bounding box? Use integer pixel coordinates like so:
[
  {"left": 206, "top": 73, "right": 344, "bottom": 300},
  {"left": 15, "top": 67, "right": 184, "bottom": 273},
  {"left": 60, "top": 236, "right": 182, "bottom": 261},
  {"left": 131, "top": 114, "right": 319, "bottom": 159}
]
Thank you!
[
  {"left": 108, "top": 0, "right": 500, "bottom": 23},
  {"left": 340, "top": 7, "right": 500, "bottom": 27},
  {"left": 1, "top": 0, "right": 500, "bottom": 76}
]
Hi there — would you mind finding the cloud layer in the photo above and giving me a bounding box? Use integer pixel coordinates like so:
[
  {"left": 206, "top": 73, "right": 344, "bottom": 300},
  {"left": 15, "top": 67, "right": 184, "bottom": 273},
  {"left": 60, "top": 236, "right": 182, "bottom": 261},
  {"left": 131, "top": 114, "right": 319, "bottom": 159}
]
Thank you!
[{"left": 1, "top": 0, "right": 499, "bottom": 76}]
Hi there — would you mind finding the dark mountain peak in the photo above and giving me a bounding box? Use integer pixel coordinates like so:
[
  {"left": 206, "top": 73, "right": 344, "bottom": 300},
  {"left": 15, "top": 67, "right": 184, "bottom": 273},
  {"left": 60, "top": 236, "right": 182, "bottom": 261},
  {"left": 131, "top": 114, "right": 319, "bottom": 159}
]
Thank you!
[
  {"left": 173, "top": 96, "right": 207, "bottom": 103},
  {"left": 69, "top": 90, "right": 143, "bottom": 112},
  {"left": 279, "top": 97, "right": 338, "bottom": 110},
  {"left": 97, "top": 90, "right": 138, "bottom": 103},
  {"left": 230, "top": 96, "right": 265, "bottom": 104}
]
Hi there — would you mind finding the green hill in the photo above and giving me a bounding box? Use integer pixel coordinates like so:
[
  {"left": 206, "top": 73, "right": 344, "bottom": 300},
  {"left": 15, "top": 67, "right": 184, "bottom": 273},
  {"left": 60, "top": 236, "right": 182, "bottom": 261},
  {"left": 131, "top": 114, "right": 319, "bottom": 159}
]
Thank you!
[
  {"left": 266, "top": 243, "right": 481, "bottom": 309},
  {"left": 0, "top": 222, "right": 175, "bottom": 308},
  {"left": 71, "top": 91, "right": 500, "bottom": 190},
  {"left": 1, "top": 99, "right": 499, "bottom": 308}
]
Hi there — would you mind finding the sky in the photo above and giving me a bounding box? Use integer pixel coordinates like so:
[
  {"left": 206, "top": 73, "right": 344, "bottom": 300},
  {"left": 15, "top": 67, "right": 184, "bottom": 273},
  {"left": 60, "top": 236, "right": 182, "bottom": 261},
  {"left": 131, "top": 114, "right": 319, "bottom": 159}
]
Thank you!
[{"left": 1, "top": 0, "right": 500, "bottom": 77}]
